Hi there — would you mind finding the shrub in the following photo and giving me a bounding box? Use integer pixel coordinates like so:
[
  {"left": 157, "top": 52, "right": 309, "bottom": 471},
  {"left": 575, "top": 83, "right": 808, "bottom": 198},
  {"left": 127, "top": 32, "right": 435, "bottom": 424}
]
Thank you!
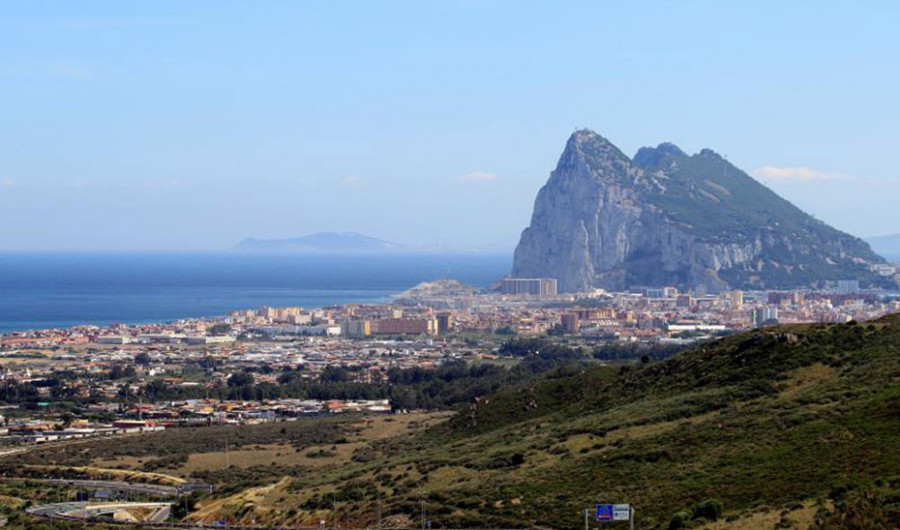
[
  {"left": 668, "top": 510, "right": 692, "bottom": 529},
  {"left": 693, "top": 498, "right": 724, "bottom": 521},
  {"left": 813, "top": 488, "right": 900, "bottom": 529}
]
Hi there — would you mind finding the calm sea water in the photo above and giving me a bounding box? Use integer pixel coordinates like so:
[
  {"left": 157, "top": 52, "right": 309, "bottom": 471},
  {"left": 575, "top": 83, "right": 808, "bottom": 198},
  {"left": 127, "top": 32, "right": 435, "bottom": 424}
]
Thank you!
[{"left": 0, "top": 253, "right": 511, "bottom": 332}]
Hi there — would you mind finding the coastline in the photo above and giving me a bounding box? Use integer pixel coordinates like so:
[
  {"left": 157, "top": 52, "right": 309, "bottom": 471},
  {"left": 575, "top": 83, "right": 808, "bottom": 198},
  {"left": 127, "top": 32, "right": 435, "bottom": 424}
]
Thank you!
[{"left": 0, "top": 252, "right": 511, "bottom": 333}]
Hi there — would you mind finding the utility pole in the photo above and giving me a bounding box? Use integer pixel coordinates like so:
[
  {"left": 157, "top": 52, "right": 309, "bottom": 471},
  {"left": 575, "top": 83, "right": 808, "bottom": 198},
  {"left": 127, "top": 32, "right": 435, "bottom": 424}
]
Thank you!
[
  {"left": 420, "top": 494, "right": 426, "bottom": 530},
  {"left": 332, "top": 491, "right": 337, "bottom": 530}
]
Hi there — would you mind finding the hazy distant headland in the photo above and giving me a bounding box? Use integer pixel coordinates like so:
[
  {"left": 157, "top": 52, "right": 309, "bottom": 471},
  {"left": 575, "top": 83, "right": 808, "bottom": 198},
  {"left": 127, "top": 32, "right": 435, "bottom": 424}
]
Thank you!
[
  {"left": 233, "top": 231, "right": 495, "bottom": 255},
  {"left": 234, "top": 232, "right": 407, "bottom": 254}
]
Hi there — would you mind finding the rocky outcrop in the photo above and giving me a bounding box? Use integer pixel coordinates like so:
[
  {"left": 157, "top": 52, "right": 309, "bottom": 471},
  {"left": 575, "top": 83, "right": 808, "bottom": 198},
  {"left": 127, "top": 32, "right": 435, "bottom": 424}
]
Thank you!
[
  {"left": 513, "top": 130, "right": 885, "bottom": 293},
  {"left": 394, "top": 279, "right": 477, "bottom": 300}
]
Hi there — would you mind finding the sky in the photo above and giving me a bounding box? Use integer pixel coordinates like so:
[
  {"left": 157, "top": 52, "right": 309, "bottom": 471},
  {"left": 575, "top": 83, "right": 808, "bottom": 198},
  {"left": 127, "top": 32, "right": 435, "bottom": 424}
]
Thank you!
[{"left": 0, "top": 1, "right": 898, "bottom": 252}]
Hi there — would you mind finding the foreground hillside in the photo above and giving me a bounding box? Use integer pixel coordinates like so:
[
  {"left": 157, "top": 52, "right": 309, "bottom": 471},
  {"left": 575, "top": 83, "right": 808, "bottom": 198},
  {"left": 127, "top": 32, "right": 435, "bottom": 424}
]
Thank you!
[
  {"left": 209, "top": 315, "right": 898, "bottom": 529},
  {"left": 432, "top": 316, "right": 900, "bottom": 528},
  {"left": 7, "top": 316, "right": 900, "bottom": 529}
]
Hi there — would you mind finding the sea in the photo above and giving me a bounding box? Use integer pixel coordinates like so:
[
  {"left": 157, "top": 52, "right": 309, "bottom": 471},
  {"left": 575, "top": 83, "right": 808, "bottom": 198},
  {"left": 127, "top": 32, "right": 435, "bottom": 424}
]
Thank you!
[{"left": 0, "top": 252, "right": 512, "bottom": 333}]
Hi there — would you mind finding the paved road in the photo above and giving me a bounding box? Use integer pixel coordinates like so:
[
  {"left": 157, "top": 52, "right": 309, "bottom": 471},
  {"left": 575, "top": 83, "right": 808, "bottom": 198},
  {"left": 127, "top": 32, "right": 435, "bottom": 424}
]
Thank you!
[
  {"left": 27, "top": 501, "right": 85, "bottom": 518},
  {"left": 28, "top": 500, "right": 171, "bottom": 522},
  {"left": 27, "top": 501, "right": 352, "bottom": 528},
  {"left": 28, "top": 478, "right": 181, "bottom": 497},
  {"left": 2, "top": 476, "right": 213, "bottom": 495},
  {"left": 148, "top": 504, "right": 172, "bottom": 523}
]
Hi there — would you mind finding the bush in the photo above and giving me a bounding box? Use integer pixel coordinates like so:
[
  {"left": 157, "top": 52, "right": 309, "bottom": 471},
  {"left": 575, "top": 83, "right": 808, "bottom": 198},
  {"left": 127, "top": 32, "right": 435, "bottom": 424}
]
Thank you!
[
  {"left": 307, "top": 449, "right": 336, "bottom": 458},
  {"left": 669, "top": 510, "right": 692, "bottom": 529},
  {"left": 813, "top": 489, "right": 900, "bottom": 529},
  {"left": 693, "top": 498, "right": 724, "bottom": 521}
]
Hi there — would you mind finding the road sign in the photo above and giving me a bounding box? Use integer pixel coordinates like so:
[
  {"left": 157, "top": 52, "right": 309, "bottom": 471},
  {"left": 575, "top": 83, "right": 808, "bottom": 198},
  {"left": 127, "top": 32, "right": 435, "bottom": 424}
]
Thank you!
[
  {"left": 612, "top": 504, "right": 631, "bottom": 521},
  {"left": 596, "top": 503, "right": 632, "bottom": 522}
]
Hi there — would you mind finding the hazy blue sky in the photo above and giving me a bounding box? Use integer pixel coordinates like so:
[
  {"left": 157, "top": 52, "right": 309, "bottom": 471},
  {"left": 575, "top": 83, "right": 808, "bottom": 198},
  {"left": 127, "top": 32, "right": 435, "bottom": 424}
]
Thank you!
[{"left": 1, "top": 1, "right": 898, "bottom": 251}]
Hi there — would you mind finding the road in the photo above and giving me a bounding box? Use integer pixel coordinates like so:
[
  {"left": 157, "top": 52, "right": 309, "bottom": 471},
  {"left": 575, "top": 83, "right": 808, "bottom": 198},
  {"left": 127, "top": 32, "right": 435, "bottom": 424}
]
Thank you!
[{"left": 26, "top": 477, "right": 181, "bottom": 497}]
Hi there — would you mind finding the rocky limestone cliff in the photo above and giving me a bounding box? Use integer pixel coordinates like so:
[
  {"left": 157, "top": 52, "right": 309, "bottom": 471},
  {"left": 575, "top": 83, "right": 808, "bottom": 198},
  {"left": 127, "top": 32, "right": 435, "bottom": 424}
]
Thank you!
[{"left": 513, "top": 130, "right": 886, "bottom": 293}]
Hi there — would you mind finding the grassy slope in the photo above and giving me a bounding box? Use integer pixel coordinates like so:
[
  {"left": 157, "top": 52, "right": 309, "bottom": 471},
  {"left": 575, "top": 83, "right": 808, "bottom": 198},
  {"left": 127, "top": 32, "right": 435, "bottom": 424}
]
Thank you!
[
  {"left": 5, "top": 317, "right": 900, "bottom": 529},
  {"left": 298, "top": 315, "right": 898, "bottom": 529}
]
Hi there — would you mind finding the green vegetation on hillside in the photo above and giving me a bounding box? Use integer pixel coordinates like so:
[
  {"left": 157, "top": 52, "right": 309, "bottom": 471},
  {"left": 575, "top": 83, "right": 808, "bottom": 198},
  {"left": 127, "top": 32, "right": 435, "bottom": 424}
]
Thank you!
[
  {"left": 635, "top": 147, "right": 885, "bottom": 288},
  {"left": 6, "top": 316, "right": 900, "bottom": 529},
  {"left": 278, "top": 316, "right": 900, "bottom": 528}
]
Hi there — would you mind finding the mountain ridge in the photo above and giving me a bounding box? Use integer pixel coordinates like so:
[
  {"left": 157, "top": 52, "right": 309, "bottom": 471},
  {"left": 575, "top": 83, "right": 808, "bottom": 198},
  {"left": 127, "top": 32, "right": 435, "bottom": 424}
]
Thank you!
[
  {"left": 513, "top": 129, "right": 886, "bottom": 292},
  {"left": 234, "top": 232, "right": 405, "bottom": 254}
]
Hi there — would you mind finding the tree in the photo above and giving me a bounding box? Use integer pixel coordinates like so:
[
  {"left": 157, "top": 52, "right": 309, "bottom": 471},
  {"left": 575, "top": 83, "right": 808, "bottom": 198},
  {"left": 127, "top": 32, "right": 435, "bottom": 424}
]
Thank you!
[
  {"left": 109, "top": 364, "right": 136, "bottom": 380},
  {"left": 143, "top": 379, "right": 169, "bottom": 400},
  {"left": 546, "top": 323, "right": 566, "bottom": 337},
  {"left": 134, "top": 352, "right": 152, "bottom": 365},
  {"left": 208, "top": 323, "right": 232, "bottom": 336},
  {"left": 59, "top": 412, "right": 74, "bottom": 429},
  {"left": 277, "top": 371, "right": 300, "bottom": 385},
  {"left": 227, "top": 372, "right": 255, "bottom": 387},
  {"left": 320, "top": 366, "right": 351, "bottom": 383}
]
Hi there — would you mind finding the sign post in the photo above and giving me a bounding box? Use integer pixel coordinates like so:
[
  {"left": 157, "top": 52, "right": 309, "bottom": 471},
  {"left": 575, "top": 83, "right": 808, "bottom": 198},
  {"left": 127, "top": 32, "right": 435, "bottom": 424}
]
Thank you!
[
  {"left": 593, "top": 502, "right": 634, "bottom": 530},
  {"left": 596, "top": 504, "right": 614, "bottom": 522}
]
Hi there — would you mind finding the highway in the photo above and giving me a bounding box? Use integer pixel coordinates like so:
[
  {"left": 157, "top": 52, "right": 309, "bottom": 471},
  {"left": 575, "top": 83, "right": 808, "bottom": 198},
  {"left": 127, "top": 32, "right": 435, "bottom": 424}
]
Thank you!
[
  {"left": 16, "top": 476, "right": 222, "bottom": 527},
  {"left": 26, "top": 477, "right": 182, "bottom": 497},
  {"left": 27, "top": 500, "right": 526, "bottom": 529},
  {"left": 27, "top": 500, "right": 170, "bottom": 521},
  {"left": 26, "top": 500, "right": 354, "bottom": 528}
]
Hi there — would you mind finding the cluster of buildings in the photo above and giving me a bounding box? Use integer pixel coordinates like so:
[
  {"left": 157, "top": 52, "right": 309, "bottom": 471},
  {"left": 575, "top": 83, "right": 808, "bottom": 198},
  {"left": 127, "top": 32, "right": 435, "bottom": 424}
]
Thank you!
[
  {"left": 0, "top": 272, "right": 896, "bottom": 449},
  {"left": 872, "top": 263, "right": 900, "bottom": 285},
  {"left": 227, "top": 303, "right": 454, "bottom": 339},
  {"left": 2, "top": 275, "right": 898, "bottom": 350},
  {"left": 0, "top": 398, "right": 391, "bottom": 446}
]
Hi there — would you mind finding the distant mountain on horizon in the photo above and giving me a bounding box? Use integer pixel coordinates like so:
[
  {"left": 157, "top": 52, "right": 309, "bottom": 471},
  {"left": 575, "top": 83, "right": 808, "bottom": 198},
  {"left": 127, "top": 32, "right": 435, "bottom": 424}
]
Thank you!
[
  {"left": 235, "top": 232, "right": 406, "bottom": 254},
  {"left": 235, "top": 232, "right": 514, "bottom": 255},
  {"left": 867, "top": 233, "right": 900, "bottom": 261},
  {"left": 514, "top": 129, "right": 888, "bottom": 292}
]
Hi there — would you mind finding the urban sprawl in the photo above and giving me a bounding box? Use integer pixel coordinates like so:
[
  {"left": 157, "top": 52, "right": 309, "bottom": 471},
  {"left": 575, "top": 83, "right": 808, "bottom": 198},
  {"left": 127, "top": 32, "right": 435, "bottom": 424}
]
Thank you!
[{"left": 1, "top": 269, "right": 898, "bottom": 452}]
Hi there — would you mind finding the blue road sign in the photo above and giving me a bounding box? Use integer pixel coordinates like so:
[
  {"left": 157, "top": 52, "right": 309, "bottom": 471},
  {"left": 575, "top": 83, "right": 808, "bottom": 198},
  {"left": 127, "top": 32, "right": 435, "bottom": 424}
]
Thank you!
[{"left": 596, "top": 504, "right": 614, "bottom": 521}]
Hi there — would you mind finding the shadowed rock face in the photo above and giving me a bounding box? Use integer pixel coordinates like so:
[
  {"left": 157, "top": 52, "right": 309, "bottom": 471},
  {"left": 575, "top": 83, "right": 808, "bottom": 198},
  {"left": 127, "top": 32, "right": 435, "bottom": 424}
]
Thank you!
[{"left": 512, "top": 130, "right": 885, "bottom": 293}]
